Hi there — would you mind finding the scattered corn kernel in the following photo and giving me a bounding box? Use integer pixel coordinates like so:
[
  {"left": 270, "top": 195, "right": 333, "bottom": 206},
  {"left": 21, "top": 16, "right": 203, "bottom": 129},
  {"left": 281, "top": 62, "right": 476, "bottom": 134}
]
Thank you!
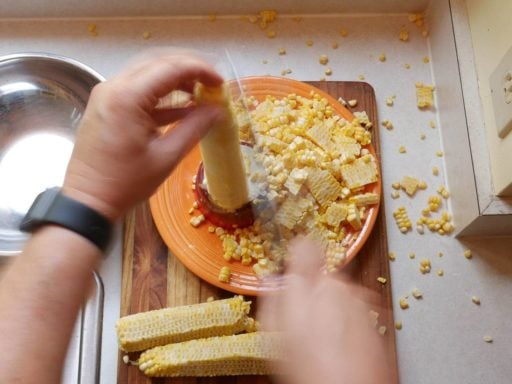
[
  {"left": 142, "top": 31, "right": 151, "bottom": 39},
  {"left": 266, "top": 30, "right": 276, "bottom": 38},
  {"left": 417, "top": 224, "right": 425, "bottom": 234},
  {"left": 306, "top": 39, "right": 314, "bottom": 47},
  {"left": 412, "top": 288, "right": 423, "bottom": 299},
  {"left": 189, "top": 214, "right": 206, "bottom": 228},
  {"left": 388, "top": 252, "right": 396, "bottom": 261},
  {"left": 325, "top": 68, "right": 333, "bottom": 76},
  {"left": 464, "top": 249, "right": 473, "bottom": 259},
  {"left": 437, "top": 268, "right": 444, "bottom": 276},
  {"left": 399, "top": 146, "right": 407, "bottom": 153},
  {"left": 262, "top": 59, "right": 268, "bottom": 64},
  {"left": 319, "top": 54, "right": 329, "bottom": 65},
  {"left": 208, "top": 13, "right": 217, "bottom": 22},
  {"left": 399, "top": 30, "right": 409, "bottom": 41},
  {"left": 391, "top": 191, "right": 400, "bottom": 199},
  {"left": 122, "top": 355, "right": 130, "bottom": 364},
  {"left": 206, "top": 296, "right": 215, "bottom": 302},
  {"left": 382, "top": 119, "right": 394, "bottom": 130},
  {"left": 208, "top": 226, "right": 215, "bottom": 233},
  {"left": 416, "top": 82, "right": 435, "bottom": 108},
  {"left": 378, "top": 326, "right": 387, "bottom": 336},
  {"left": 472, "top": 296, "right": 481, "bottom": 305},
  {"left": 423, "top": 56, "right": 430, "bottom": 63},
  {"left": 401, "top": 176, "right": 421, "bottom": 196},
  {"left": 348, "top": 99, "right": 358, "bottom": 107},
  {"left": 192, "top": 201, "right": 199, "bottom": 209},
  {"left": 392, "top": 182, "right": 401, "bottom": 190},
  {"left": 332, "top": 42, "right": 339, "bottom": 49},
  {"left": 385, "top": 97, "right": 394, "bottom": 106},
  {"left": 438, "top": 252, "right": 444, "bottom": 257},
  {"left": 278, "top": 48, "right": 286, "bottom": 55},
  {"left": 432, "top": 166, "right": 439, "bottom": 176},
  {"left": 422, "top": 29, "right": 429, "bottom": 37},
  {"left": 188, "top": 207, "right": 194, "bottom": 214},
  {"left": 377, "top": 277, "right": 387, "bottom": 285},
  {"left": 393, "top": 207, "right": 412, "bottom": 233},
  {"left": 340, "top": 28, "right": 349, "bottom": 37},
  {"left": 409, "top": 253, "right": 416, "bottom": 259},
  {"left": 420, "top": 133, "right": 426, "bottom": 140},
  {"left": 218, "top": 266, "right": 231, "bottom": 282},
  {"left": 358, "top": 74, "right": 366, "bottom": 80},
  {"left": 483, "top": 335, "right": 493, "bottom": 343},
  {"left": 405, "top": 63, "right": 411, "bottom": 69},
  {"left": 419, "top": 258, "right": 431, "bottom": 274},
  {"left": 395, "top": 321, "right": 403, "bottom": 330},
  {"left": 88, "top": 23, "right": 98, "bottom": 37},
  {"left": 436, "top": 151, "right": 444, "bottom": 157},
  {"left": 418, "top": 181, "right": 427, "bottom": 190},
  {"left": 399, "top": 297, "right": 409, "bottom": 310},
  {"left": 378, "top": 53, "right": 387, "bottom": 62}
]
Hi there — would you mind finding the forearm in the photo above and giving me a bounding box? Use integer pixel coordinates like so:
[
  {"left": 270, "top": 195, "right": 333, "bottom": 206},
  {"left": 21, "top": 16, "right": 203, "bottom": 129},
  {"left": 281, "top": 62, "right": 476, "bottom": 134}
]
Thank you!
[{"left": 0, "top": 226, "right": 100, "bottom": 383}]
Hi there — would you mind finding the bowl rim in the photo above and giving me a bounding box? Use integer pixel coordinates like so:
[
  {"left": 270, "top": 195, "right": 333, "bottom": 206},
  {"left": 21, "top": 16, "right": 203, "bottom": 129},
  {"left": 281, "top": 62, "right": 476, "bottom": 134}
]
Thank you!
[{"left": 0, "top": 52, "right": 105, "bottom": 83}]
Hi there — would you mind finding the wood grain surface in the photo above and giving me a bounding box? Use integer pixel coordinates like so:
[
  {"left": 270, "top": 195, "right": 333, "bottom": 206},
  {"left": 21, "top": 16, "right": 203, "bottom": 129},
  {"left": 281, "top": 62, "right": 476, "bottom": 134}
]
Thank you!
[{"left": 118, "top": 81, "right": 398, "bottom": 384}]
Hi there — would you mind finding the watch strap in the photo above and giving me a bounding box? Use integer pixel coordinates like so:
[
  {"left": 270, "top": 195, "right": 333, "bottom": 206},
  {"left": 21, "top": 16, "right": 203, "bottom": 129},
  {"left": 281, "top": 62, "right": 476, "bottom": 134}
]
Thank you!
[{"left": 19, "top": 187, "right": 112, "bottom": 252}]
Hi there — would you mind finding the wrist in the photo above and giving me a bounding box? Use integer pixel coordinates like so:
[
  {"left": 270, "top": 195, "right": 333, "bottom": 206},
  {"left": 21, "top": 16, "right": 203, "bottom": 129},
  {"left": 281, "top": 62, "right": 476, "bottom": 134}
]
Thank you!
[{"left": 61, "top": 185, "right": 121, "bottom": 224}]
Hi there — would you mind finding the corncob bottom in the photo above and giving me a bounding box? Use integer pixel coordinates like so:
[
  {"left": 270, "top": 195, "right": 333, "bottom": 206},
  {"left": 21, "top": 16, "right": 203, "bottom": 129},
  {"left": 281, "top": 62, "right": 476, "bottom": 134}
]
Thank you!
[{"left": 138, "top": 332, "right": 284, "bottom": 377}]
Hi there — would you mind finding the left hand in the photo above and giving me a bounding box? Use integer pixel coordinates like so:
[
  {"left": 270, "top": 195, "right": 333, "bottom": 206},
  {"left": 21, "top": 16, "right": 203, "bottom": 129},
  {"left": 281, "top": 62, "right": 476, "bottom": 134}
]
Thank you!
[{"left": 63, "top": 52, "right": 224, "bottom": 222}]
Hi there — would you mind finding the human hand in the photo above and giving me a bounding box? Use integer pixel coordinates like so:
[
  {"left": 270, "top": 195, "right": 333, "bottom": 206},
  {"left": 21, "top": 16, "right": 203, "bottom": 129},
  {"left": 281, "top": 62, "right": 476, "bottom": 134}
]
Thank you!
[
  {"left": 63, "top": 52, "right": 224, "bottom": 222},
  {"left": 260, "top": 238, "right": 393, "bottom": 384}
]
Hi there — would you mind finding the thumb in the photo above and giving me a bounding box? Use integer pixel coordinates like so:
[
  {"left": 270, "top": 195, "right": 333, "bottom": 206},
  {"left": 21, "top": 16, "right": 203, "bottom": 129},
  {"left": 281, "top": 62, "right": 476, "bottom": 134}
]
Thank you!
[{"left": 150, "top": 105, "right": 224, "bottom": 172}]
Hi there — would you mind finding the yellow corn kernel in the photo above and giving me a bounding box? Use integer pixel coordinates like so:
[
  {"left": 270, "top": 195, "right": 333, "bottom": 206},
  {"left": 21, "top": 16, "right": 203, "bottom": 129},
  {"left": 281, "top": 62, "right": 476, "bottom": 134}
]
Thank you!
[
  {"left": 420, "top": 133, "right": 426, "bottom": 140},
  {"left": 189, "top": 214, "right": 205, "bottom": 227},
  {"left": 378, "top": 326, "right": 387, "bottom": 336},
  {"left": 340, "top": 28, "right": 349, "bottom": 37},
  {"left": 382, "top": 119, "right": 394, "bottom": 130},
  {"left": 409, "top": 253, "right": 416, "bottom": 259},
  {"left": 219, "top": 266, "right": 232, "bottom": 282},
  {"left": 423, "top": 56, "right": 430, "bottom": 63},
  {"left": 422, "top": 29, "right": 429, "bottom": 37},
  {"left": 208, "top": 13, "right": 217, "bottom": 22},
  {"left": 432, "top": 166, "right": 439, "bottom": 176},
  {"left": 319, "top": 54, "right": 329, "bottom": 65},
  {"left": 348, "top": 99, "right": 358, "bottom": 107},
  {"left": 399, "top": 297, "right": 409, "bottom": 310},
  {"left": 208, "top": 226, "right": 215, "bottom": 233},
  {"left": 266, "top": 30, "right": 276, "bottom": 38},
  {"left": 464, "top": 249, "right": 473, "bottom": 259},
  {"left": 88, "top": 23, "right": 98, "bottom": 36},
  {"left": 437, "top": 269, "right": 444, "bottom": 276},
  {"left": 472, "top": 296, "right": 481, "bottom": 305},
  {"left": 306, "top": 39, "right": 314, "bottom": 47},
  {"left": 483, "top": 335, "right": 493, "bottom": 343},
  {"left": 377, "top": 277, "right": 387, "bottom": 285},
  {"left": 399, "top": 30, "right": 409, "bottom": 41},
  {"left": 116, "top": 296, "right": 255, "bottom": 352},
  {"left": 332, "top": 41, "right": 339, "bottom": 49},
  {"left": 412, "top": 288, "right": 422, "bottom": 299},
  {"left": 138, "top": 332, "right": 284, "bottom": 377},
  {"left": 358, "top": 74, "right": 365, "bottom": 80},
  {"left": 395, "top": 321, "right": 403, "bottom": 330},
  {"left": 379, "top": 53, "right": 387, "bottom": 62},
  {"left": 142, "top": 31, "right": 151, "bottom": 39},
  {"left": 278, "top": 47, "right": 286, "bottom": 55},
  {"left": 399, "top": 146, "right": 407, "bottom": 153},
  {"left": 388, "top": 252, "right": 396, "bottom": 261},
  {"left": 325, "top": 68, "right": 333, "bottom": 76},
  {"left": 436, "top": 150, "right": 444, "bottom": 157},
  {"left": 386, "top": 96, "right": 395, "bottom": 106},
  {"left": 405, "top": 63, "right": 411, "bottom": 69},
  {"left": 391, "top": 191, "right": 400, "bottom": 199}
]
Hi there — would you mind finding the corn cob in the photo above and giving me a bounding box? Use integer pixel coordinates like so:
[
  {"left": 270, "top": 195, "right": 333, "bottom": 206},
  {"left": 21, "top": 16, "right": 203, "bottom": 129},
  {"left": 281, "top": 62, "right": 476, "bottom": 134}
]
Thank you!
[
  {"left": 194, "top": 83, "right": 250, "bottom": 212},
  {"left": 116, "top": 296, "right": 255, "bottom": 352},
  {"left": 138, "top": 332, "right": 284, "bottom": 377}
]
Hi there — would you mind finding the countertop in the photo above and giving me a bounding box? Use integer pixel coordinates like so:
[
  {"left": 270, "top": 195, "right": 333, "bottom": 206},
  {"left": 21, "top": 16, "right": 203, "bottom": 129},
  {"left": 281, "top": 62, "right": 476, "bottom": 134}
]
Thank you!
[{"left": 1, "top": 6, "right": 511, "bottom": 384}]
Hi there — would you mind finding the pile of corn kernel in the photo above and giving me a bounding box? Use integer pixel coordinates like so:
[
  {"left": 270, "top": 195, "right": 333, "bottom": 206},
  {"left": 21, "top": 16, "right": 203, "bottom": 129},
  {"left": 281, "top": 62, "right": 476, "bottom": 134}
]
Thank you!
[{"left": 191, "top": 91, "right": 380, "bottom": 279}]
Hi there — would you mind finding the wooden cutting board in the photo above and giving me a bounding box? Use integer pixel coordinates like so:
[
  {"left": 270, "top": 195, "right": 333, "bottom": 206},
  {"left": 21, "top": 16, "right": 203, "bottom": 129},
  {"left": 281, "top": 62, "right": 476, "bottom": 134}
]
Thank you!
[{"left": 118, "top": 81, "right": 399, "bottom": 384}]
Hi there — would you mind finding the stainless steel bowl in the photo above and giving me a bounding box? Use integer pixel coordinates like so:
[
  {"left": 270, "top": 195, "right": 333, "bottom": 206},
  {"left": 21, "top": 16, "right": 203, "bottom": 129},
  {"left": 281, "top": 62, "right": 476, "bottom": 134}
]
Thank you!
[{"left": 0, "top": 53, "right": 104, "bottom": 255}]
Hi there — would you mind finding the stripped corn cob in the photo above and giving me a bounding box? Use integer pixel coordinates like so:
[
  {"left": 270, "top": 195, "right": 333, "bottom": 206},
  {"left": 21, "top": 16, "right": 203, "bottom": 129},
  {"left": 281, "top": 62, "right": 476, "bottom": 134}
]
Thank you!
[
  {"left": 138, "top": 332, "right": 284, "bottom": 377},
  {"left": 116, "top": 296, "right": 255, "bottom": 352}
]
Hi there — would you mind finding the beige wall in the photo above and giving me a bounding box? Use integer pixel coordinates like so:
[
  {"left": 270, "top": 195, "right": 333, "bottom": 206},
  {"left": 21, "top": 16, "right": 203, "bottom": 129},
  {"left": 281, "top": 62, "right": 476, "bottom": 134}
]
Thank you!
[{"left": 466, "top": 0, "right": 512, "bottom": 196}]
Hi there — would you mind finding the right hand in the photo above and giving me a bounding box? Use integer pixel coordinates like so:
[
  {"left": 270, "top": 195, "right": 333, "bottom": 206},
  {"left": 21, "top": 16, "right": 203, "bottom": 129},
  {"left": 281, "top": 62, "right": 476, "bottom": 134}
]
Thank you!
[{"left": 259, "top": 238, "right": 394, "bottom": 384}]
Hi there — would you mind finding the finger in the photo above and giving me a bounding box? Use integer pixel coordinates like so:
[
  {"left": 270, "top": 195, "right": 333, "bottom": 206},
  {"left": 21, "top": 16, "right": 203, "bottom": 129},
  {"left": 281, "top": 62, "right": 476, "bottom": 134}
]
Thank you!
[
  {"left": 150, "top": 105, "right": 224, "bottom": 171},
  {"left": 151, "top": 106, "right": 195, "bottom": 126},
  {"left": 257, "top": 292, "right": 283, "bottom": 332},
  {"left": 286, "top": 237, "right": 324, "bottom": 281},
  {"left": 121, "top": 56, "right": 223, "bottom": 109}
]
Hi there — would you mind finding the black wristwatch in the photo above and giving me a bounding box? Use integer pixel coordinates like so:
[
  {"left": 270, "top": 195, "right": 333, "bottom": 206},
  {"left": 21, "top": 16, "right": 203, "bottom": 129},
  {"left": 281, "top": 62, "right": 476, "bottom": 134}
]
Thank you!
[{"left": 19, "top": 187, "right": 112, "bottom": 252}]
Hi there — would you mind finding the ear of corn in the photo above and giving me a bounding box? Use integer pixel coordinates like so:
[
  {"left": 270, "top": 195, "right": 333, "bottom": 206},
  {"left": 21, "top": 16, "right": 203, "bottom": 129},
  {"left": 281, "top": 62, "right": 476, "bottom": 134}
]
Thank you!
[
  {"left": 138, "top": 332, "right": 284, "bottom": 377},
  {"left": 116, "top": 296, "right": 255, "bottom": 352},
  {"left": 194, "top": 83, "right": 250, "bottom": 212}
]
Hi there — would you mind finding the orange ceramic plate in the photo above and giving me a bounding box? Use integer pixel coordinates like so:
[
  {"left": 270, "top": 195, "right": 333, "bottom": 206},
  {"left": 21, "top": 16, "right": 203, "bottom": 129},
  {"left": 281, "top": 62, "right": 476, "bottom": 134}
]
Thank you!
[{"left": 150, "top": 76, "right": 381, "bottom": 296}]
